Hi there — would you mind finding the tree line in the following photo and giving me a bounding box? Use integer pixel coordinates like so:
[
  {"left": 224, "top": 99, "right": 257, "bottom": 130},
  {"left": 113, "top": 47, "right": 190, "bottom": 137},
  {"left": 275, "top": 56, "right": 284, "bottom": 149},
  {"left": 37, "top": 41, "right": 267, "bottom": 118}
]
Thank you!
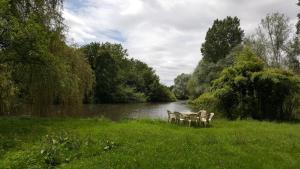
[
  {"left": 0, "top": 0, "right": 175, "bottom": 116},
  {"left": 80, "top": 42, "right": 175, "bottom": 104},
  {"left": 173, "top": 2, "right": 300, "bottom": 121}
]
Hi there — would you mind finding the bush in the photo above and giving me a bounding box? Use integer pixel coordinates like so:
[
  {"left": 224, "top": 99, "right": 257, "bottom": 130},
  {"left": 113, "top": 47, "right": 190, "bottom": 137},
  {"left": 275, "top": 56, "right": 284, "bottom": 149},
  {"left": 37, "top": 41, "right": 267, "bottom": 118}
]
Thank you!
[
  {"left": 190, "top": 92, "right": 220, "bottom": 113},
  {"left": 192, "top": 48, "right": 300, "bottom": 121},
  {"left": 251, "top": 69, "right": 300, "bottom": 120},
  {"left": 149, "top": 84, "right": 176, "bottom": 102},
  {"left": 173, "top": 73, "right": 191, "bottom": 100},
  {"left": 40, "top": 132, "right": 81, "bottom": 167},
  {"left": 187, "top": 45, "right": 243, "bottom": 99},
  {"left": 212, "top": 48, "right": 264, "bottom": 120},
  {"left": 114, "top": 86, "right": 147, "bottom": 103}
]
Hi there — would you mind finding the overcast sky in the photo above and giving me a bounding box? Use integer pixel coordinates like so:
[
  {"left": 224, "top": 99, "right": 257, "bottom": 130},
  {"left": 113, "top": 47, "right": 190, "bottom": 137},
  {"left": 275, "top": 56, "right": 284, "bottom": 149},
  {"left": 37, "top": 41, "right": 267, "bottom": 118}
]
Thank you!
[{"left": 63, "top": 0, "right": 299, "bottom": 86}]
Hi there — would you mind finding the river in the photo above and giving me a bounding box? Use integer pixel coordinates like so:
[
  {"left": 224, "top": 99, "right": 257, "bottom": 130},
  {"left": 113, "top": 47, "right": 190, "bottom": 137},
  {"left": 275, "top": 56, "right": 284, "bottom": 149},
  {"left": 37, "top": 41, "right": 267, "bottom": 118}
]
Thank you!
[
  {"left": 86, "top": 101, "right": 193, "bottom": 121},
  {"left": 21, "top": 101, "right": 193, "bottom": 121}
]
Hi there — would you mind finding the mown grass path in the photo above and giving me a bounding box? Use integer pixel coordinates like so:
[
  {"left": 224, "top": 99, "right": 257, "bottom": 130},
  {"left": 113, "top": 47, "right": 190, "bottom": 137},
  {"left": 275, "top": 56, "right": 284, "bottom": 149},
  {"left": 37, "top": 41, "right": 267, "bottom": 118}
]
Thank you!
[{"left": 0, "top": 117, "right": 299, "bottom": 169}]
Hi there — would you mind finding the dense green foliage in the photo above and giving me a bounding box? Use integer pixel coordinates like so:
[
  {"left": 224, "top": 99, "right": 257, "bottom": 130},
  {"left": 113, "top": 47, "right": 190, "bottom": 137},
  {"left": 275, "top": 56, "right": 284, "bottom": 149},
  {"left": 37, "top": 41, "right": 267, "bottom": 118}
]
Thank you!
[
  {"left": 81, "top": 42, "right": 176, "bottom": 103},
  {"left": 187, "top": 17, "right": 244, "bottom": 99},
  {"left": 191, "top": 48, "right": 300, "bottom": 120},
  {"left": 201, "top": 16, "right": 244, "bottom": 63},
  {"left": 285, "top": 36, "right": 300, "bottom": 73},
  {"left": 172, "top": 73, "right": 191, "bottom": 100},
  {"left": 0, "top": 0, "right": 95, "bottom": 115},
  {"left": 1, "top": 117, "right": 300, "bottom": 168},
  {"left": 188, "top": 45, "right": 243, "bottom": 99},
  {"left": 185, "top": 10, "right": 300, "bottom": 121}
]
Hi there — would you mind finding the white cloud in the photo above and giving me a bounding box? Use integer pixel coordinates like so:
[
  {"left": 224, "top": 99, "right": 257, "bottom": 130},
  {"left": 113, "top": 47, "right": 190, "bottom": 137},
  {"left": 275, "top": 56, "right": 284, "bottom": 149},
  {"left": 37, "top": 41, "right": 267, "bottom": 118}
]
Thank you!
[{"left": 63, "top": 0, "right": 299, "bottom": 85}]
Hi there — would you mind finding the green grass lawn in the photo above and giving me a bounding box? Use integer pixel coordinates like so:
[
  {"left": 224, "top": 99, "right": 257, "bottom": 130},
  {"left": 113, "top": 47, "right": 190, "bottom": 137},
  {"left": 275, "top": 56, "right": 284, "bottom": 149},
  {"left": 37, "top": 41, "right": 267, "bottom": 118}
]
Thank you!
[{"left": 0, "top": 117, "right": 300, "bottom": 169}]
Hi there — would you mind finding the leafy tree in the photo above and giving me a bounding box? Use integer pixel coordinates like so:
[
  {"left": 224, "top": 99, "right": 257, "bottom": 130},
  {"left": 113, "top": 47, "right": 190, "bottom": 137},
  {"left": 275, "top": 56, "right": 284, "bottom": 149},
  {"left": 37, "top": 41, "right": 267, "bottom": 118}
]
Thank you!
[
  {"left": 81, "top": 42, "right": 175, "bottom": 103},
  {"left": 188, "top": 45, "right": 243, "bottom": 99},
  {"left": 147, "top": 83, "right": 176, "bottom": 102},
  {"left": 248, "top": 12, "right": 300, "bottom": 73},
  {"left": 57, "top": 46, "right": 95, "bottom": 105},
  {"left": 186, "top": 16, "right": 244, "bottom": 99},
  {"left": 212, "top": 48, "right": 265, "bottom": 119},
  {"left": 244, "top": 36, "right": 268, "bottom": 62},
  {"left": 251, "top": 69, "right": 300, "bottom": 120},
  {"left": 201, "top": 16, "right": 244, "bottom": 63},
  {"left": 82, "top": 42, "right": 127, "bottom": 103},
  {"left": 94, "top": 50, "right": 120, "bottom": 102},
  {"left": 288, "top": 1, "right": 300, "bottom": 73},
  {"left": 193, "top": 48, "right": 300, "bottom": 121},
  {"left": 286, "top": 37, "right": 300, "bottom": 73},
  {"left": 0, "top": 0, "right": 95, "bottom": 115},
  {"left": 252, "top": 13, "right": 292, "bottom": 67},
  {"left": 0, "top": 0, "right": 65, "bottom": 114},
  {"left": 173, "top": 73, "right": 191, "bottom": 100}
]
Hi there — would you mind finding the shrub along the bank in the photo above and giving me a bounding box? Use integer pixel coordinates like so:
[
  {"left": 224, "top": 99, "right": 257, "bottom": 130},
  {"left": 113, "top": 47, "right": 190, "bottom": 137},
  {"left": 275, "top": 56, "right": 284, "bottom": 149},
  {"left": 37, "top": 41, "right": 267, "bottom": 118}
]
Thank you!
[{"left": 191, "top": 48, "right": 300, "bottom": 121}]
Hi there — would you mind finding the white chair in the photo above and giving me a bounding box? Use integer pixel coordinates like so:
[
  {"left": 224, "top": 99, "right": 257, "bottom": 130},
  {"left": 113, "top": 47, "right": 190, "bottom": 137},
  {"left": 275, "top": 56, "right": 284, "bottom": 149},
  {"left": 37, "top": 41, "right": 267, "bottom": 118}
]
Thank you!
[
  {"left": 174, "top": 112, "right": 186, "bottom": 125},
  {"left": 201, "top": 112, "right": 215, "bottom": 127},
  {"left": 207, "top": 113, "right": 215, "bottom": 125},
  {"left": 167, "top": 110, "right": 176, "bottom": 123},
  {"left": 187, "top": 114, "right": 199, "bottom": 127},
  {"left": 199, "top": 110, "right": 208, "bottom": 127}
]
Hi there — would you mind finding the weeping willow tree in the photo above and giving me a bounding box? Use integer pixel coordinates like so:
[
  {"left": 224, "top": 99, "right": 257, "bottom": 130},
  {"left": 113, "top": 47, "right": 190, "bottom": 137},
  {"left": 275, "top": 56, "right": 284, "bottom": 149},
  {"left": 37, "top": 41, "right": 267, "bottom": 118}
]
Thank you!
[
  {"left": 0, "top": 64, "right": 18, "bottom": 115},
  {"left": 0, "top": 0, "right": 95, "bottom": 115}
]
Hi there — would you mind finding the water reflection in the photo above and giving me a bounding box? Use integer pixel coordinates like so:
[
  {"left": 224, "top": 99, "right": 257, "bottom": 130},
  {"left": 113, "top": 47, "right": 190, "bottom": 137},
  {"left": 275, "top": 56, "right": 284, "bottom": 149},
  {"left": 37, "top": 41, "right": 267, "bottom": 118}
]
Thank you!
[{"left": 17, "top": 101, "right": 193, "bottom": 121}]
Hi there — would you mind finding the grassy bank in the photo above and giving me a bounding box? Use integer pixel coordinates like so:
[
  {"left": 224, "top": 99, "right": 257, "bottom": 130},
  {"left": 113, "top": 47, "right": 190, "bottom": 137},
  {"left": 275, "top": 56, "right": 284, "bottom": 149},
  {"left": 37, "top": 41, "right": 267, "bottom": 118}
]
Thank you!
[{"left": 0, "top": 117, "right": 300, "bottom": 169}]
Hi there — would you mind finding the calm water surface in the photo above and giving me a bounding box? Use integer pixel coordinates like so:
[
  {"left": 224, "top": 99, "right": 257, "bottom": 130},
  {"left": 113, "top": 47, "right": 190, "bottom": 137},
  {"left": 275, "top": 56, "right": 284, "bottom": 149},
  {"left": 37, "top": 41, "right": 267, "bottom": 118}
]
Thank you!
[{"left": 42, "top": 101, "right": 193, "bottom": 121}]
